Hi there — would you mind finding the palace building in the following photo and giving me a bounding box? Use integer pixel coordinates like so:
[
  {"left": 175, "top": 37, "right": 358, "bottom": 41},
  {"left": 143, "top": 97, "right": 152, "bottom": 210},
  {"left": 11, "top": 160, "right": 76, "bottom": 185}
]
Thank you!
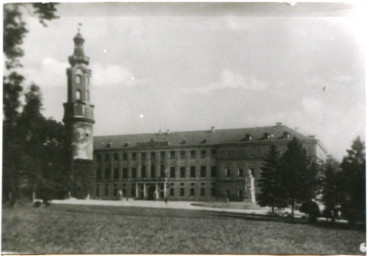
[
  {"left": 93, "top": 125, "right": 327, "bottom": 201},
  {"left": 64, "top": 31, "right": 327, "bottom": 202}
]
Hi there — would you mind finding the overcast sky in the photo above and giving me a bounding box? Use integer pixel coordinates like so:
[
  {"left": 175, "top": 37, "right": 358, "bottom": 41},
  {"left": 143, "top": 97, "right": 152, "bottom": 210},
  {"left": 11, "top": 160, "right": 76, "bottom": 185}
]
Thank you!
[{"left": 19, "top": 2, "right": 365, "bottom": 160}]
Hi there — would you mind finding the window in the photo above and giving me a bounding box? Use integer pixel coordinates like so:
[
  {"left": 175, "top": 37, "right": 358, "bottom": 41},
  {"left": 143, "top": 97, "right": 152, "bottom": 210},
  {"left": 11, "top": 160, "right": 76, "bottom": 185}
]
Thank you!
[
  {"left": 123, "top": 153, "right": 127, "bottom": 161},
  {"left": 201, "top": 166, "right": 206, "bottom": 178},
  {"left": 201, "top": 188, "right": 205, "bottom": 196},
  {"left": 123, "top": 168, "right": 128, "bottom": 179},
  {"left": 225, "top": 168, "right": 230, "bottom": 177},
  {"left": 113, "top": 184, "right": 118, "bottom": 196},
  {"left": 190, "top": 188, "right": 195, "bottom": 197},
  {"left": 170, "top": 167, "right": 175, "bottom": 178},
  {"left": 180, "top": 167, "right": 186, "bottom": 178},
  {"left": 151, "top": 152, "right": 156, "bottom": 160},
  {"left": 170, "top": 151, "right": 175, "bottom": 159},
  {"left": 211, "top": 149, "right": 217, "bottom": 156},
  {"left": 105, "top": 184, "right": 109, "bottom": 196},
  {"left": 160, "top": 165, "right": 166, "bottom": 177},
  {"left": 95, "top": 186, "right": 99, "bottom": 196},
  {"left": 95, "top": 154, "right": 101, "bottom": 161},
  {"left": 142, "top": 165, "right": 146, "bottom": 178},
  {"left": 131, "top": 187, "right": 135, "bottom": 197},
  {"left": 211, "top": 166, "right": 217, "bottom": 177},
  {"left": 180, "top": 188, "right": 185, "bottom": 197},
  {"left": 211, "top": 186, "right": 215, "bottom": 197},
  {"left": 114, "top": 153, "right": 118, "bottom": 161},
  {"left": 113, "top": 167, "right": 119, "bottom": 180},
  {"left": 170, "top": 188, "right": 174, "bottom": 196},
  {"left": 238, "top": 168, "right": 243, "bottom": 177},
  {"left": 141, "top": 152, "right": 146, "bottom": 160},
  {"left": 151, "top": 165, "right": 156, "bottom": 178},
  {"left": 96, "top": 168, "right": 101, "bottom": 181},
  {"left": 190, "top": 166, "right": 196, "bottom": 178},
  {"left": 105, "top": 167, "right": 110, "bottom": 180},
  {"left": 132, "top": 168, "right": 136, "bottom": 178},
  {"left": 160, "top": 151, "right": 165, "bottom": 159},
  {"left": 180, "top": 151, "right": 186, "bottom": 158},
  {"left": 75, "top": 75, "right": 81, "bottom": 84},
  {"left": 200, "top": 150, "right": 206, "bottom": 158},
  {"left": 238, "top": 189, "right": 243, "bottom": 198},
  {"left": 76, "top": 89, "right": 81, "bottom": 100},
  {"left": 132, "top": 153, "right": 137, "bottom": 160},
  {"left": 105, "top": 154, "right": 110, "bottom": 161},
  {"left": 190, "top": 150, "right": 196, "bottom": 158}
]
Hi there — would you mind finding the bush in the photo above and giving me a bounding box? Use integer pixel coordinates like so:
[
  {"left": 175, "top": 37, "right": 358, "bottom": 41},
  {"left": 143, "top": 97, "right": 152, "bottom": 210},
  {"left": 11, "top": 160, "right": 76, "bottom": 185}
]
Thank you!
[{"left": 300, "top": 201, "right": 320, "bottom": 223}]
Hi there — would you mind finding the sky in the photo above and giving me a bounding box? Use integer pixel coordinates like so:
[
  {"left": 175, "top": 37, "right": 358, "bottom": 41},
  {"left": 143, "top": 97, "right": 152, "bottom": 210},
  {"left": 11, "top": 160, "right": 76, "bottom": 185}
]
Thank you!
[{"left": 18, "top": 2, "right": 366, "bottom": 160}]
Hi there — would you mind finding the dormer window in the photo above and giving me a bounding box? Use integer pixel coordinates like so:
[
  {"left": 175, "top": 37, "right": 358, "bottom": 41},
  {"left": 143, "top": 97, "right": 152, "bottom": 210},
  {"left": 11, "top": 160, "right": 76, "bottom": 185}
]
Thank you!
[
  {"left": 200, "top": 139, "right": 207, "bottom": 144},
  {"left": 241, "top": 133, "right": 253, "bottom": 142},
  {"left": 264, "top": 133, "right": 273, "bottom": 140},
  {"left": 180, "top": 139, "right": 186, "bottom": 144},
  {"left": 283, "top": 132, "right": 290, "bottom": 139},
  {"left": 105, "top": 142, "right": 112, "bottom": 148}
]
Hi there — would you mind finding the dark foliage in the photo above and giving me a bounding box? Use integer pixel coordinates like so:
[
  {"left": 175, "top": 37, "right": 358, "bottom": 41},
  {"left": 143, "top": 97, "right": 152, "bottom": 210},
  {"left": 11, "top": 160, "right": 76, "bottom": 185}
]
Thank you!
[
  {"left": 339, "top": 137, "right": 365, "bottom": 224},
  {"left": 258, "top": 144, "right": 287, "bottom": 212},
  {"left": 3, "top": 3, "right": 59, "bottom": 206},
  {"left": 281, "top": 137, "right": 319, "bottom": 219}
]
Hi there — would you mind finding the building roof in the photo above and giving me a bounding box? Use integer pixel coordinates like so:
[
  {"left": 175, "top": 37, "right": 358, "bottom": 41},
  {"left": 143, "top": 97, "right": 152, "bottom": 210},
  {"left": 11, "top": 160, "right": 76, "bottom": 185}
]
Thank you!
[{"left": 94, "top": 123, "right": 318, "bottom": 150}]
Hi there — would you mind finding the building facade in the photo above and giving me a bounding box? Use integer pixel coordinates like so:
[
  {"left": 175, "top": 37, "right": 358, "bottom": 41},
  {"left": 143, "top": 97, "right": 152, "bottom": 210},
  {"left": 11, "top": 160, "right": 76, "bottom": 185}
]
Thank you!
[{"left": 93, "top": 125, "right": 327, "bottom": 201}]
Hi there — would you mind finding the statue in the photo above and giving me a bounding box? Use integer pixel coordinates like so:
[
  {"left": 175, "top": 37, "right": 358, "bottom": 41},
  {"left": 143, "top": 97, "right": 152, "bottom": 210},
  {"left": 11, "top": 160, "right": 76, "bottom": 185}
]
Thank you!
[{"left": 244, "top": 169, "right": 256, "bottom": 203}]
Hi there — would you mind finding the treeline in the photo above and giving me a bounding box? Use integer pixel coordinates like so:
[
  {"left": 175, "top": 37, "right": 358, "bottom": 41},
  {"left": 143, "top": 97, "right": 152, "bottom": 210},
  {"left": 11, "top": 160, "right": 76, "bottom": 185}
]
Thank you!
[
  {"left": 3, "top": 3, "right": 70, "bottom": 206},
  {"left": 258, "top": 137, "right": 365, "bottom": 224}
]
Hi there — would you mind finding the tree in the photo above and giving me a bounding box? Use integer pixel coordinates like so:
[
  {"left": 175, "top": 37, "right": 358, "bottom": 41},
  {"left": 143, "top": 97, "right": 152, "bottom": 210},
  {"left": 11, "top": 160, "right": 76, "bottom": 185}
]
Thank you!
[
  {"left": 339, "top": 137, "right": 365, "bottom": 224},
  {"left": 258, "top": 144, "right": 287, "bottom": 213},
  {"left": 281, "top": 137, "right": 319, "bottom": 219},
  {"left": 3, "top": 3, "right": 58, "bottom": 205},
  {"left": 321, "top": 156, "right": 341, "bottom": 221}
]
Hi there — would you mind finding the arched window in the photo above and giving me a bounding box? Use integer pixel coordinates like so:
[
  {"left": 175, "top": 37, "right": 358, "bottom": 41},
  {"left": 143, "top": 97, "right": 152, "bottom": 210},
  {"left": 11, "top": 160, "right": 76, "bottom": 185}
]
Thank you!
[
  {"left": 75, "top": 75, "right": 82, "bottom": 84},
  {"left": 76, "top": 90, "right": 81, "bottom": 100}
]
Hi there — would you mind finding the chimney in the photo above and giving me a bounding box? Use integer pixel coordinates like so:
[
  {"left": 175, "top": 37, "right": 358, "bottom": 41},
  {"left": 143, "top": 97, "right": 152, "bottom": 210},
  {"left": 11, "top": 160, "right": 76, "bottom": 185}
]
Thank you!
[
  {"left": 166, "top": 129, "right": 170, "bottom": 135},
  {"left": 276, "top": 122, "right": 282, "bottom": 126},
  {"left": 210, "top": 126, "right": 215, "bottom": 132}
]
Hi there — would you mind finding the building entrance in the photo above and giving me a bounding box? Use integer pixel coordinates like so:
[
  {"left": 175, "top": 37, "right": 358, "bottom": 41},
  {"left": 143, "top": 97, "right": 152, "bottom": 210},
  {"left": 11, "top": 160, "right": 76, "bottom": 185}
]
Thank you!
[{"left": 147, "top": 185, "right": 156, "bottom": 200}]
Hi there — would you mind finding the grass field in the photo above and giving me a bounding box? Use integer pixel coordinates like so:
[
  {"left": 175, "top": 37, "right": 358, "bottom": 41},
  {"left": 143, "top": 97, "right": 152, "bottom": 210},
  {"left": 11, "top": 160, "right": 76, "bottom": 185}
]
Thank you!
[{"left": 2, "top": 202, "right": 365, "bottom": 254}]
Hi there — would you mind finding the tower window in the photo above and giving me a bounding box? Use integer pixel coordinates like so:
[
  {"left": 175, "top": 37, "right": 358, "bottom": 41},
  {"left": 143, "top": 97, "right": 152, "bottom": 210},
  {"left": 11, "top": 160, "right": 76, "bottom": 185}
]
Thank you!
[
  {"left": 76, "top": 75, "right": 82, "bottom": 84},
  {"left": 76, "top": 90, "right": 81, "bottom": 100},
  {"left": 86, "top": 90, "right": 90, "bottom": 101}
]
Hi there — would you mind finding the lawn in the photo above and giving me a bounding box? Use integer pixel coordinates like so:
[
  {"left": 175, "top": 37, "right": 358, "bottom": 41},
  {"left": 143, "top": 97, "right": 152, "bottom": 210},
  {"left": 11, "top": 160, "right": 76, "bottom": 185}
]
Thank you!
[{"left": 2, "top": 202, "right": 365, "bottom": 254}]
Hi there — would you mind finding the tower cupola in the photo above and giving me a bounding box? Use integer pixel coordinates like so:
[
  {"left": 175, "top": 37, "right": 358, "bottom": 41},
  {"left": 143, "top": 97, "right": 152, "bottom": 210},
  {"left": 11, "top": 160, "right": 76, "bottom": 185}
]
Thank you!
[{"left": 69, "top": 28, "right": 90, "bottom": 66}]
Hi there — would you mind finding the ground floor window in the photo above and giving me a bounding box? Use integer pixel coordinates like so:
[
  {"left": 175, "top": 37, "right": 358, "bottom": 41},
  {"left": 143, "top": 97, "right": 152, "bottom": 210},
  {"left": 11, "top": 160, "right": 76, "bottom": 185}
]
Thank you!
[
  {"left": 170, "top": 188, "right": 174, "bottom": 197},
  {"left": 201, "top": 188, "right": 205, "bottom": 196},
  {"left": 95, "top": 186, "right": 99, "bottom": 196},
  {"left": 104, "top": 184, "right": 108, "bottom": 196},
  {"left": 180, "top": 188, "right": 185, "bottom": 197},
  {"left": 190, "top": 188, "right": 195, "bottom": 197},
  {"left": 238, "top": 189, "right": 243, "bottom": 198},
  {"left": 131, "top": 187, "right": 135, "bottom": 197}
]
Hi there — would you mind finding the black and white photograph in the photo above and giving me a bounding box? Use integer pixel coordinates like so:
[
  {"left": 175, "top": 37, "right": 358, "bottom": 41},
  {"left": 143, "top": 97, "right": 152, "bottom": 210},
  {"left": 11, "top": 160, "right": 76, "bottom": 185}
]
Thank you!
[{"left": 2, "top": 2, "right": 366, "bottom": 254}]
